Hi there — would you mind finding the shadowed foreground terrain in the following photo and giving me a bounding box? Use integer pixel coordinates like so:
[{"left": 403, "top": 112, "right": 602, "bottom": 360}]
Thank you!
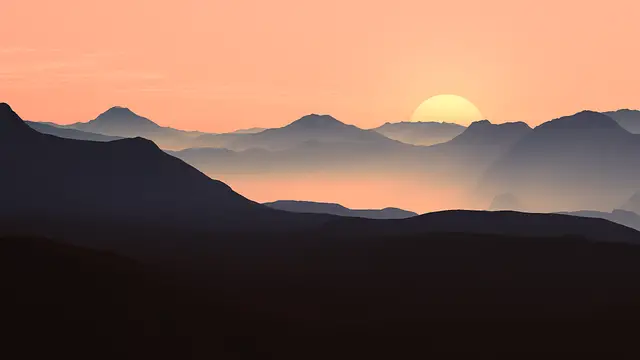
[{"left": 4, "top": 232, "right": 640, "bottom": 358}]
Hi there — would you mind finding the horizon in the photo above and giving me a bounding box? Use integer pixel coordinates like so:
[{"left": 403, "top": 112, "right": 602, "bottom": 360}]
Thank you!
[
  {"left": 2, "top": 0, "right": 640, "bottom": 132},
  {"left": 16, "top": 102, "right": 640, "bottom": 133}
]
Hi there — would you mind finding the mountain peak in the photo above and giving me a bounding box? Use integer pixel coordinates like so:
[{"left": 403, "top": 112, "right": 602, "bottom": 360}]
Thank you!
[
  {"left": 0, "top": 102, "right": 35, "bottom": 137},
  {"left": 536, "top": 111, "right": 622, "bottom": 131},
  {"left": 468, "top": 119, "right": 492, "bottom": 127},
  {"left": 285, "top": 114, "right": 346, "bottom": 129},
  {"left": 92, "top": 106, "right": 159, "bottom": 128},
  {"left": 450, "top": 120, "right": 532, "bottom": 145}
]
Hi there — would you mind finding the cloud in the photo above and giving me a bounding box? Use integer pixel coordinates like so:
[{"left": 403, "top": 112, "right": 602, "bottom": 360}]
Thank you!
[{"left": 0, "top": 48, "right": 38, "bottom": 54}]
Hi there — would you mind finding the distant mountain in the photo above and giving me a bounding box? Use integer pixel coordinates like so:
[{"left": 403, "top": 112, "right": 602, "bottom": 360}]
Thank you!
[
  {"left": 446, "top": 120, "right": 532, "bottom": 147},
  {"left": 194, "top": 114, "right": 402, "bottom": 151},
  {"left": 604, "top": 109, "right": 640, "bottom": 134},
  {"left": 264, "top": 200, "right": 417, "bottom": 219},
  {"left": 26, "top": 121, "right": 122, "bottom": 142},
  {"left": 66, "top": 107, "right": 209, "bottom": 149},
  {"left": 622, "top": 192, "right": 640, "bottom": 215},
  {"left": 372, "top": 121, "right": 465, "bottom": 146},
  {"left": 557, "top": 209, "right": 640, "bottom": 232},
  {"left": 0, "top": 103, "right": 327, "bottom": 237},
  {"left": 231, "top": 127, "right": 266, "bottom": 134},
  {"left": 479, "top": 111, "right": 640, "bottom": 211}
]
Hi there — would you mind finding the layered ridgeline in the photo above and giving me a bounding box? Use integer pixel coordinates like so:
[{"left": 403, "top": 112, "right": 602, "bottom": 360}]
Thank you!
[
  {"left": 604, "top": 109, "right": 640, "bottom": 134},
  {"left": 4, "top": 101, "right": 640, "bottom": 246},
  {"left": 478, "top": 111, "right": 640, "bottom": 212},
  {"left": 0, "top": 103, "right": 333, "bottom": 241},
  {"left": 26, "top": 121, "right": 123, "bottom": 142},
  {"left": 193, "top": 114, "right": 403, "bottom": 151}
]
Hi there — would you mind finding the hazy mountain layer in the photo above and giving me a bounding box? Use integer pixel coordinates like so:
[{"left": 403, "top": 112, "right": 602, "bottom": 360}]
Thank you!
[
  {"left": 478, "top": 111, "right": 640, "bottom": 212},
  {"left": 373, "top": 121, "right": 465, "bottom": 146}
]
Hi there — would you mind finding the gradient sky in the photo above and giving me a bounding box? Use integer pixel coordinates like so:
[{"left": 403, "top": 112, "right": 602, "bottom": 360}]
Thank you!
[{"left": 2, "top": 0, "right": 639, "bottom": 132}]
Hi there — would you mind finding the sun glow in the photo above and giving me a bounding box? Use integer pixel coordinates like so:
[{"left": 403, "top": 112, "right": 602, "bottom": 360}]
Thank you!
[{"left": 411, "top": 95, "right": 484, "bottom": 126}]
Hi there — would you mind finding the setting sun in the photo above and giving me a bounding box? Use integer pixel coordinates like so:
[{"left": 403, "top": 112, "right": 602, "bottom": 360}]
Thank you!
[{"left": 411, "top": 95, "right": 484, "bottom": 126}]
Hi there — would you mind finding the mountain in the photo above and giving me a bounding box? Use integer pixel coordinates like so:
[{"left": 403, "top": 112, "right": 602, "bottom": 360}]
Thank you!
[
  {"left": 0, "top": 103, "right": 327, "bottom": 238},
  {"left": 445, "top": 120, "right": 532, "bottom": 146},
  {"left": 26, "top": 121, "right": 122, "bottom": 142},
  {"left": 622, "top": 192, "right": 640, "bottom": 214},
  {"left": 478, "top": 111, "right": 640, "bottom": 212},
  {"left": 372, "top": 121, "right": 465, "bottom": 146},
  {"left": 67, "top": 107, "right": 208, "bottom": 149},
  {"left": 194, "top": 114, "right": 402, "bottom": 151},
  {"left": 604, "top": 109, "right": 640, "bottom": 134},
  {"left": 264, "top": 200, "right": 417, "bottom": 219},
  {"left": 557, "top": 209, "right": 640, "bottom": 232}
]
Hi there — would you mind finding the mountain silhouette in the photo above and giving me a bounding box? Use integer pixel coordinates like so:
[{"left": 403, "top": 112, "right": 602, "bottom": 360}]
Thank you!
[
  {"left": 26, "top": 121, "right": 122, "bottom": 142},
  {"left": 320, "top": 210, "right": 640, "bottom": 244},
  {"left": 264, "top": 200, "right": 417, "bottom": 219},
  {"left": 446, "top": 119, "right": 532, "bottom": 146},
  {"left": 194, "top": 114, "right": 401, "bottom": 151},
  {"left": 373, "top": 121, "right": 465, "bottom": 146},
  {"left": 604, "top": 109, "right": 640, "bottom": 134},
  {"left": 478, "top": 111, "right": 640, "bottom": 211},
  {"left": 63, "top": 107, "right": 209, "bottom": 149},
  {"left": 0, "top": 103, "right": 327, "bottom": 235}
]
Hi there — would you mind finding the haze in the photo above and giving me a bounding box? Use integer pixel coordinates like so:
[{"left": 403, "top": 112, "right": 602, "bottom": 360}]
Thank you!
[{"left": 2, "top": 0, "right": 640, "bottom": 132}]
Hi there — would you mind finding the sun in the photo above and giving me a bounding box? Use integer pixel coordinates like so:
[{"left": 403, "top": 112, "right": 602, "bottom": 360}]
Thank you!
[{"left": 410, "top": 94, "right": 484, "bottom": 126}]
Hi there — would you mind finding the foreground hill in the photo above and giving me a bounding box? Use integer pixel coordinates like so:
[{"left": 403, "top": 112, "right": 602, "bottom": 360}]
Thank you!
[
  {"left": 372, "top": 121, "right": 465, "bottom": 146},
  {"left": 6, "top": 233, "right": 640, "bottom": 358},
  {"left": 557, "top": 209, "right": 640, "bottom": 232},
  {"left": 264, "top": 200, "right": 417, "bottom": 219}
]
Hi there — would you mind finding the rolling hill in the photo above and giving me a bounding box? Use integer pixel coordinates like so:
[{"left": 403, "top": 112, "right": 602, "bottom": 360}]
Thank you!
[{"left": 264, "top": 200, "right": 417, "bottom": 219}]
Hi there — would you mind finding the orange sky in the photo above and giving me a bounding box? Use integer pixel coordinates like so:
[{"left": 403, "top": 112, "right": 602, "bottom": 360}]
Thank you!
[{"left": 2, "top": 0, "right": 639, "bottom": 132}]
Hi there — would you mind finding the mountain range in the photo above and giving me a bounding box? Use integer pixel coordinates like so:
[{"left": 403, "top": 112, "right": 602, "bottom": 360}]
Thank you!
[
  {"left": 19, "top": 104, "right": 640, "bottom": 215},
  {"left": 0, "top": 103, "right": 333, "bottom": 238},
  {"left": 4, "top": 102, "right": 640, "bottom": 245},
  {"left": 478, "top": 111, "right": 640, "bottom": 212}
]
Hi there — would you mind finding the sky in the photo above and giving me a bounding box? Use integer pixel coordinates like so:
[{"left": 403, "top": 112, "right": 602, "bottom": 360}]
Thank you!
[{"left": 2, "top": 0, "right": 640, "bottom": 133}]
